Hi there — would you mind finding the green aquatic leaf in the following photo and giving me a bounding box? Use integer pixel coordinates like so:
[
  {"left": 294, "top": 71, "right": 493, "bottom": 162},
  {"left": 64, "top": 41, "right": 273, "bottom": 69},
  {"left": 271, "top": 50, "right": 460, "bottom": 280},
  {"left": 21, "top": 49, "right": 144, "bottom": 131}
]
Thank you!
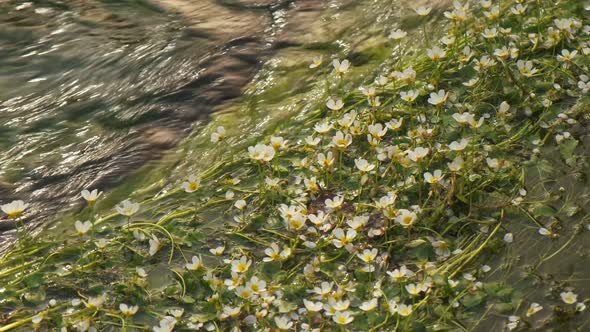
[
  {"left": 533, "top": 205, "right": 556, "bottom": 217},
  {"left": 559, "top": 139, "right": 578, "bottom": 164},
  {"left": 495, "top": 302, "right": 514, "bottom": 313},
  {"left": 23, "top": 272, "right": 44, "bottom": 288},
  {"left": 461, "top": 292, "right": 486, "bottom": 308}
]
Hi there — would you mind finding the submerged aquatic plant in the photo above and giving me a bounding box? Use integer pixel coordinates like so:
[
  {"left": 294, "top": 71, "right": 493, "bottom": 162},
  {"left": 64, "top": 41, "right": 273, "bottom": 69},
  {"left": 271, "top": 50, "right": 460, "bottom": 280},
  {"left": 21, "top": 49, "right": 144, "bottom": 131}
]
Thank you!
[{"left": 1, "top": 1, "right": 590, "bottom": 331}]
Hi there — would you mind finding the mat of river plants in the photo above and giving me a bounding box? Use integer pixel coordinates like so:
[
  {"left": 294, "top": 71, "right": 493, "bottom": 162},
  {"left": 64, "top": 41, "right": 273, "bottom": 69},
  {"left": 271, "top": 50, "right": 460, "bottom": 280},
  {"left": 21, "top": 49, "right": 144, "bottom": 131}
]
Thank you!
[{"left": 1, "top": 0, "right": 590, "bottom": 331}]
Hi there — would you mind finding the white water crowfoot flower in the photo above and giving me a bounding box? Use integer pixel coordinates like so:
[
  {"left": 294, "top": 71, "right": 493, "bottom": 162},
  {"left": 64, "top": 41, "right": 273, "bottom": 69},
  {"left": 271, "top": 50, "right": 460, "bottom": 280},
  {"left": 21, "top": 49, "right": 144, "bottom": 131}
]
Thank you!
[
  {"left": 360, "top": 298, "right": 378, "bottom": 311},
  {"left": 406, "top": 146, "right": 429, "bottom": 162},
  {"left": 511, "top": 4, "right": 527, "bottom": 16},
  {"left": 397, "top": 304, "right": 413, "bottom": 316},
  {"left": 231, "top": 256, "right": 252, "bottom": 273},
  {"left": 441, "top": 35, "right": 456, "bottom": 46},
  {"left": 115, "top": 200, "right": 140, "bottom": 217},
  {"left": 354, "top": 158, "right": 375, "bottom": 173},
  {"left": 332, "top": 59, "right": 350, "bottom": 75},
  {"left": 303, "top": 299, "right": 323, "bottom": 312},
  {"left": 148, "top": 235, "right": 161, "bottom": 256},
  {"left": 263, "top": 243, "right": 291, "bottom": 262},
  {"left": 317, "top": 151, "right": 335, "bottom": 169},
  {"left": 452, "top": 112, "right": 484, "bottom": 128},
  {"left": 325, "top": 195, "right": 344, "bottom": 210},
  {"left": 427, "top": 46, "right": 446, "bottom": 62},
  {"left": 359, "top": 85, "right": 376, "bottom": 98},
  {"left": 449, "top": 138, "right": 468, "bottom": 151},
  {"left": 31, "top": 314, "right": 44, "bottom": 329},
  {"left": 560, "top": 291, "right": 578, "bottom": 304},
  {"left": 209, "top": 245, "right": 225, "bottom": 256},
  {"left": 95, "top": 238, "right": 109, "bottom": 249},
  {"left": 186, "top": 255, "right": 204, "bottom": 271},
  {"left": 182, "top": 175, "right": 201, "bottom": 193},
  {"left": 578, "top": 75, "right": 590, "bottom": 93},
  {"left": 481, "top": 28, "right": 498, "bottom": 39},
  {"left": 446, "top": 4, "right": 469, "bottom": 20},
  {"left": 392, "top": 67, "right": 416, "bottom": 82},
  {"left": 135, "top": 267, "right": 148, "bottom": 278},
  {"left": 309, "top": 55, "right": 322, "bottom": 69},
  {"left": 395, "top": 209, "right": 418, "bottom": 228},
  {"left": 386, "top": 118, "right": 403, "bottom": 131},
  {"left": 119, "top": 303, "right": 139, "bottom": 316},
  {"left": 74, "top": 220, "right": 92, "bottom": 236},
  {"left": 153, "top": 316, "right": 176, "bottom": 332},
  {"left": 313, "top": 121, "right": 332, "bottom": 134},
  {"left": 517, "top": 60, "right": 539, "bottom": 77},
  {"left": 538, "top": 227, "right": 557, "bottom": 238},
  {"left": 333, "top": 311, "right": 354, "bottom": 325},
  {"left": 210, "top": 126, "right": 226, "bottom": 143},
  {"left": 81, "top": 189, "right": 102, "bottom": 204},
  {"left": 473, "top": 55, "right": 497, "bottom": 72},
  {"left": 304, "top": 135, "right": 320, "bottom": 147},
  {"left": 506, "top": 315, "right": 520, "bottom": 330},
  {"left": 85, "top": 294, "right": 106, "bottom": 309},
  {"left": 326, "top": 97, "right": 344, "bottom": 111},
  {"left": 331, "top": 227, "right": 356, "bottom": 248},
  {"left": 270, "top": 136, "right": 288, "bottom": 150},
  {"left": 427, "top": 89, "right": 449, "bottom": 106},
  {"left": 357, "top": 248, "right": 378, "bottom": 265},
  {"left": 400, "top": 90, "right": 418, "bottom": 103},
  {"left": 1, "top": 200, "right": 28, "bottom": 218},
  {"left": 332, "top": 131, "right": 352, "bottom": 149},
  {"left": 556, "top": 49, "right": 577, "bottom": 65},
  {"left": 448, "top": 156, "right": 464, "bottom": 172},
  {"left": 274, "top": 316, "right": 293, "bottom": 330},
  {"left": 234, "top": 199, "right": 247, "bottom": 210},
  {"left": 459, "top": 46, "right": 474, "bottom": 63},
  {"left": 248, "top": 144, "right": 275, "bottom": 163},
  {"left": 415, "top": 6, "right": 431, "bottom": 16},
  {"left": 367, "top": 123, "right": 387, "bottom": 139},
  {"left": 424, "top": 170, "right": 444, "bottom": 185},
  {"left": 389, "top": 28, "right": 407, "bottom": 40},
  {"left": 405, "top": 283, "right": 423, "bottom": 296},
  {"left": 526, "top": 303, "right": 543, "bottom": 317}
]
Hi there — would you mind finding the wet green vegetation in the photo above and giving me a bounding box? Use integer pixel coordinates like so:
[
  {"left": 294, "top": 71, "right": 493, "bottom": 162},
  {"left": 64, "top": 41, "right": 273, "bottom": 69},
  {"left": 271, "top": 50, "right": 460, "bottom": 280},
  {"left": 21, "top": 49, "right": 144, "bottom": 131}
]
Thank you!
[{"left": 1, "top": 0, "right": 590, "bottom": 331}]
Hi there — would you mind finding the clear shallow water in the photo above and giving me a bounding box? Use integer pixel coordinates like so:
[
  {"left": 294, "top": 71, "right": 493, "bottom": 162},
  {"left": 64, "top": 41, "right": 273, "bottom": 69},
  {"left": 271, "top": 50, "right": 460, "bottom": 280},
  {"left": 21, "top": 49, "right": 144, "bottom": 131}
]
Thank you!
[
  {"left": 0, "top": 0, "right": 285, "bottom": 238},
  {"left": 0, "top": 1, "right": 201, "bottom": 203},
  {"left": 0, "top": 0, "right": 408, "bottom": 242}
]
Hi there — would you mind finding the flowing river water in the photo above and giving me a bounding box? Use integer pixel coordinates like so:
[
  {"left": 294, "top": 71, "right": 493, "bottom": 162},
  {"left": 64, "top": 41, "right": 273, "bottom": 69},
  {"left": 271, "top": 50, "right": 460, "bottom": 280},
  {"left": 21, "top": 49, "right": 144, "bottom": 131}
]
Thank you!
[
  {"left": 0, "top": 0, "right": 334, "bottom": 243},
  {"left": 0, "top": 0, "right": 446, "bottom": 248}
]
